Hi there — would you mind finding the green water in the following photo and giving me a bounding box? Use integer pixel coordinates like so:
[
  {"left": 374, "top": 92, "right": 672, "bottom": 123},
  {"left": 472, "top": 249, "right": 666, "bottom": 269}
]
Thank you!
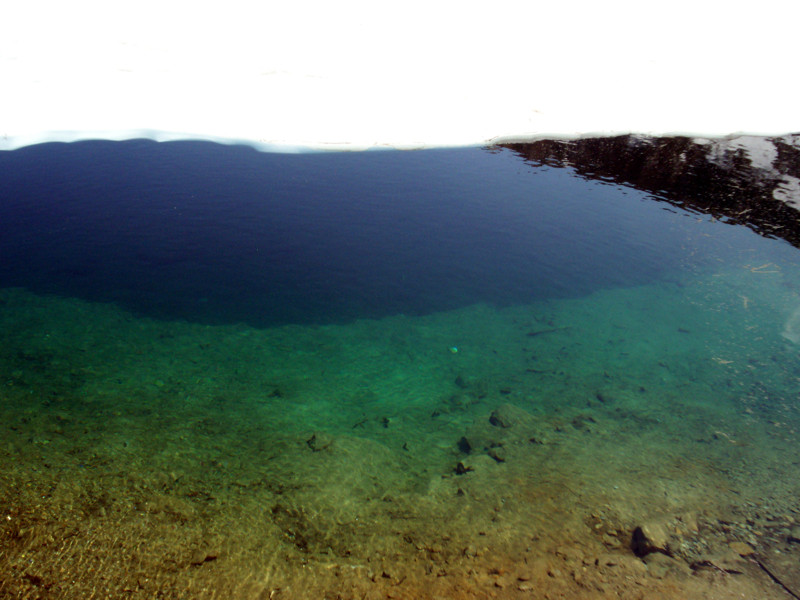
[{"left": 3, "top": 249, "right": 799, "bottom": 500}]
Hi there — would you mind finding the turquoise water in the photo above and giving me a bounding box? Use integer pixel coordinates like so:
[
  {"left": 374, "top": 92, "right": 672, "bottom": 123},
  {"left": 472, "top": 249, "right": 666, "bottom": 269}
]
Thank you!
[{"left": 1, "top": 136, "right": 800, "bottom": 599}]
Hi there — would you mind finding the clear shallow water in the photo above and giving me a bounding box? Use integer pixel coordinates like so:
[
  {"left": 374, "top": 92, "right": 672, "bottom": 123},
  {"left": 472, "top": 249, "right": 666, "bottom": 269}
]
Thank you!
[{"left": 2, "top": 136, "right": 800, "bottom": 599}]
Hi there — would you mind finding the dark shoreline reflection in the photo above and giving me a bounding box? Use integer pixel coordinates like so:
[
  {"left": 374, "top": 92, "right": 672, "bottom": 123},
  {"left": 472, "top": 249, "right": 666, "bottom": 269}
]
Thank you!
[{"left": 500, "top": 134, "right": 800, "bottom": 247}]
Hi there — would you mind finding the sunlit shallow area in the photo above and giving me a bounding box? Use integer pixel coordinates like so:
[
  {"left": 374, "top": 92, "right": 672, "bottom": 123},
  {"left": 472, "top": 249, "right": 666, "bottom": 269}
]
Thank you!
[{"left": 1, "top": 136, "right": 800, "bottom": 599}]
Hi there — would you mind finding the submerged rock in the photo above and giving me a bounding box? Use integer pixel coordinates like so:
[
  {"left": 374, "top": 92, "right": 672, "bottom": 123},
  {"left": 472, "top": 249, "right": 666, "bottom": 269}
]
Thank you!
[
  {"left": 693, "top": 549, "right": 748, "bottom": 574},
  {"left": 487, "top": 447, "right": 506, "bottom": 463},
  {"left": 728, "top": 541, "right": 755, "bottom": 556},
  {"left": 489, "top": 405, "right": 516, "bottom": 428},
  {"left": 643, "top": 553, "right": 691, "bottom": 579},
  {"left": 455, "top": 461, "right": 474, "bottom": 475},
  {"left": 631, "top": 522, "right": 671, "bottom": 557},
  {"left": 306, "top": 431, "right": 334, "bottom": 452},
  {"left": 788, "top": 526, "right": 800, "bottom": 543}
]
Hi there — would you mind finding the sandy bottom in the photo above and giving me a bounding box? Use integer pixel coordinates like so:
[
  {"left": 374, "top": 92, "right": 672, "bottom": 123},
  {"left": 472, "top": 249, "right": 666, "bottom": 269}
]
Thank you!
[{"left": 2, "top": 261, "right": 800, "bottom": 599}]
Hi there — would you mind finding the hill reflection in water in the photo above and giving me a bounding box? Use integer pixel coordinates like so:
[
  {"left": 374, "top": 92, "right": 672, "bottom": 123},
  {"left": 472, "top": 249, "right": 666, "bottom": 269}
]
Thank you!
[{"left": 501, "top": 134, "right": 800, "bottom": 247}]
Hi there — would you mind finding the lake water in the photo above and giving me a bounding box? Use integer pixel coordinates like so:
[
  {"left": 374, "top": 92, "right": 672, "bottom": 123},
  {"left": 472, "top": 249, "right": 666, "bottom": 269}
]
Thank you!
[{"left": 1, "top": 136, "right": 800, "bottom": 599}]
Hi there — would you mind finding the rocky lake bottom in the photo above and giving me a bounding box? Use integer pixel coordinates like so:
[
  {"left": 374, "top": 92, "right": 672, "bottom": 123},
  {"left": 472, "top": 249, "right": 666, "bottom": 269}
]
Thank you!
[{"left": 2, "top": 256, "right": 800, "bottom": 599}]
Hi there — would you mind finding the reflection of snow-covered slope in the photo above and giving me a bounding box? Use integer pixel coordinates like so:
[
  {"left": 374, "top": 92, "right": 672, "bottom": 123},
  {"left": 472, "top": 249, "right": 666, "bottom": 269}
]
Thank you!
[
  {"left": 698, "top": 136, "right": 779, "bottom": 171},
  {"left": 774, "top": 177, "right": 800, "bottom": 210},
  {"left": 502, "top": 134, "right": 800, "bottom": 246},
  {"left": 2, "top": 1, "right": 799, "bottom": 151},
  {"left": 783, "top": 306, "right": 800, "bottom": 344},
  {"left": 697, "top": 135, "right": 800, "bottom": 210}
]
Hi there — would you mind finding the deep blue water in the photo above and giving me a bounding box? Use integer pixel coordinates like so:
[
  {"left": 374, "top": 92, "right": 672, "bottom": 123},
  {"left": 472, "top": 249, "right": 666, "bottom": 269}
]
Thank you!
[{"left": 0, "top": 139, "right": 757, "bottom": 326}]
